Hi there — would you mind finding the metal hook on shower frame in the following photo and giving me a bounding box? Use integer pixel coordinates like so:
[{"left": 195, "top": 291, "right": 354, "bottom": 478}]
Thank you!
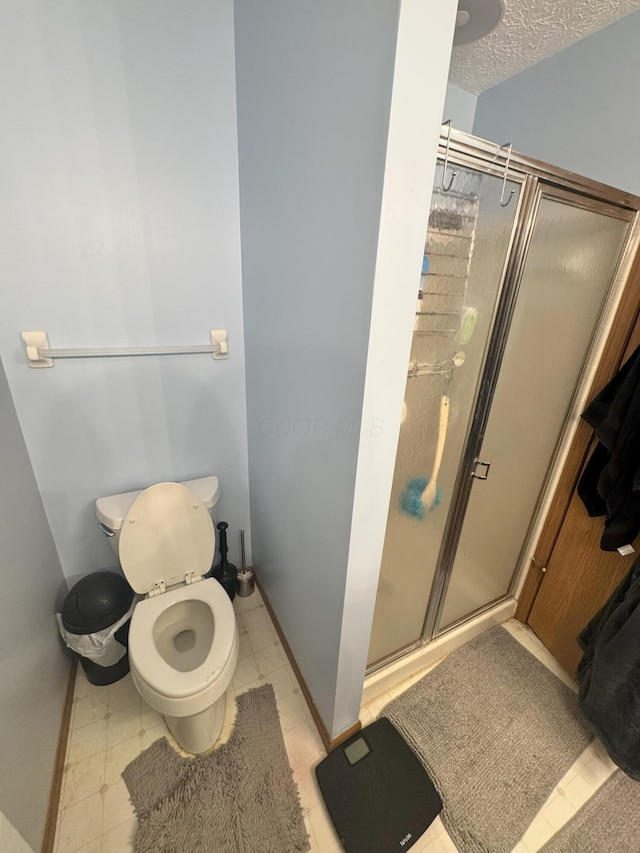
[
  {"left": 441, "top": 120, "right": 457, "bottom": 192},
  {"left": 497, "top": 142, "right": 515, "bottom": 207}
]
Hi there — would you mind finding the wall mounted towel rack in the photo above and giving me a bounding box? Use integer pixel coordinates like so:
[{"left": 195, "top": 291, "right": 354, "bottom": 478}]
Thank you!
[{"left": 20, "top": 330, "right": 228, "bottom": 368}]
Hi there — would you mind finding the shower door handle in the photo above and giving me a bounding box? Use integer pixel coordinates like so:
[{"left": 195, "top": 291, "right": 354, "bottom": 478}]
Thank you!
[{"left": 471, "top": 460, "right": 491, "bottom": 480}]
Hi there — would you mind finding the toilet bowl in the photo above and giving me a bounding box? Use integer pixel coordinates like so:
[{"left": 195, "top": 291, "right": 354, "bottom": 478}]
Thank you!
[{"left": 96, "top": 477, "right": 238, "bottom": 754}]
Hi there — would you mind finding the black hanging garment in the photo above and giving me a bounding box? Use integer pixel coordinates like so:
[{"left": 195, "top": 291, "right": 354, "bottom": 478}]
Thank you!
[
  {"left": 577, "top": 343, "right": 640, "bottom": 550},
  {"left": 577, "top": 556, "right": 640, "bottom": 779}
]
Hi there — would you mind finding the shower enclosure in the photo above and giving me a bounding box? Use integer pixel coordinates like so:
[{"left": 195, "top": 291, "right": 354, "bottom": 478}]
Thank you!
[{"left": 367, "top": 127, "right": 640, "bottom": 673}]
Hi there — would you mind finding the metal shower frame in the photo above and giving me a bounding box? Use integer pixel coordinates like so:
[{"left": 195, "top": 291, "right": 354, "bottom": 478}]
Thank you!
[{"left": 367, "top": 126, "right": 640, "bottom": 675}]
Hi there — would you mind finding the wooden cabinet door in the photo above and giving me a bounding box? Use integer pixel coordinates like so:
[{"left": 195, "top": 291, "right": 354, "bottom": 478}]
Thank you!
[{"left": 527, "top": 490, "right": 637, "bottom": 675}]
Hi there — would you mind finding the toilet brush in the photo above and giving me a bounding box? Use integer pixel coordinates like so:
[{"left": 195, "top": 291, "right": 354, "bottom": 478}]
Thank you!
[{"left": 236, "top": 530, "right": 255, "bottom": 598}]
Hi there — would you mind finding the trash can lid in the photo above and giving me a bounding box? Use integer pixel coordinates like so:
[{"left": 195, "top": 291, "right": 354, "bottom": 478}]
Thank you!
[{"left": 62, "top": 571, "right": 134, "bottom": 635}]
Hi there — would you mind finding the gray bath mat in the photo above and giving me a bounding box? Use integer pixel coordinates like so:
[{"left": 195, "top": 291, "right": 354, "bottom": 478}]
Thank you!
[
  {"left": 123, "top": 683, "right": 309, "bottom": 853},
  {"left": 539, "top": 771, "right": 640, "bottom": 853},
  {"left": 381, "top": 625, "right": 592, "bottom": 853}
]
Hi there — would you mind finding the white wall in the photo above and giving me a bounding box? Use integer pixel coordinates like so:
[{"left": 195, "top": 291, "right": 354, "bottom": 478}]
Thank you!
[
  {"left": 473, "top": 10, "right": 640, "bottom": 194},
  {"left": 235, "top": 0, "right": 457, "bottom": 737},
  {"left": 443, "top": 83, "right": 478, "bottom": 133},
  {"left": 333, "top": 0, "right": 458, "bottom": 737},
  {"left": 0, "top": 0, "right": 250, "bottom": 583},
  {"left": 0, "top": 356, "right": 68, "bottom": 852}
]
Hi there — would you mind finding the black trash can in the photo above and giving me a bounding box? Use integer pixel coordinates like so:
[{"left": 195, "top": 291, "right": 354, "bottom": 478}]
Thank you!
[{"left": 61, "top": 571, "right": 134, "bottom": 686}]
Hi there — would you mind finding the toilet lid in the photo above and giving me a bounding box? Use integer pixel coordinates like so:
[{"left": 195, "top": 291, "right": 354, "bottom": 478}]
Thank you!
[{"left": 119, "top": 482, "right": 215, "bottom": 594}]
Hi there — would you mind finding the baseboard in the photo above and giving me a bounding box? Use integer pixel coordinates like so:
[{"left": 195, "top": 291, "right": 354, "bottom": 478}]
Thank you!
[
  {"left": 253, "top": 570, "right": 361, "bottom": 753},
  {"left": 327, "top": 721, "right": 362, "bottom": 751},
  {"left": 42, "top": 658, "right": 76, "bottom": 853}
]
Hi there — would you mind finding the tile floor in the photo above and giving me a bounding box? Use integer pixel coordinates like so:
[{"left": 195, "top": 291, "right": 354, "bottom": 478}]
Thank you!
[{"left": 54, "top": 593, "right": 617, "bottom": 853}]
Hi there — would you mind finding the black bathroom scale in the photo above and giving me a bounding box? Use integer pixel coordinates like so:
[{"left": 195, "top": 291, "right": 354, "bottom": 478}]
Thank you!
[{"left": 315, "top": 718, "right": 442, "bottom": 853}]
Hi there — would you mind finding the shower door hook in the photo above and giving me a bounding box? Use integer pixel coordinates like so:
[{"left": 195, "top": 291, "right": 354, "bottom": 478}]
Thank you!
[
  {"left": 498, "top": 143, "right": 515, "bottom": 207},
  {"left": 441, "top": 120, "right": 457, "bottom": 192}
]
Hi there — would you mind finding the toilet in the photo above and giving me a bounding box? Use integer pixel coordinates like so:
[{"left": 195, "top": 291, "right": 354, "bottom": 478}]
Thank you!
[{"left": 95, "top": 476, "right": 239, "bottom": 754}]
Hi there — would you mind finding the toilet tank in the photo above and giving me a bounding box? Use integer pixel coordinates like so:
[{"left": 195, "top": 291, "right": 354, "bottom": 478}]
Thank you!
[{"left": 95, "top": 476, "right": 220, "bottom": 560}]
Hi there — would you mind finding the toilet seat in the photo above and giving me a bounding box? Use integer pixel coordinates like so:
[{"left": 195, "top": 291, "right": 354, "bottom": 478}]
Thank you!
[
  {"left": 129, "top": 579, "right": 237, "bottom": 699},
  {"left": 119, "top": 482, "right": 215, "bottom": 594}
]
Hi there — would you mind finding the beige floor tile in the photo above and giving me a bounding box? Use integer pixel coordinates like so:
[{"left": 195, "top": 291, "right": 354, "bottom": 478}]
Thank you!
[
  {"left": 221, "top": 690, "right": 239, "bottom": 728},
  {"left": 74, "top": 670, "right": 103, "bottom": 701},
  {"left": 283, "top": 719, "right": 326, "bottom": 770},
  {"left": 62, "top": 752, "right": 106, "bottom": 808},
  {"left": 238, "top": 605, "right": 269, "bottom": 634},
  {"left": 562, "top": 770, "right": 600, "bottom": 809},
  {"left": 278, "top": 691, "right": 311, "bottom": 733},
  {"left": 412, "top": 833, "right": 441, "bottom": 853},
  {"left": 247, "top": 621, "right": 279, "bottom": 652},
  {"left": 358, "top": 703, "right": 376, "bottom": 726},
  {"left": 255, "top": 642, "right": 287, "bottom": 676},
  {"left": 72, "top": 691, "right": 109, "bottom": 730},
  {"left": 540, "top": 791, "right": 577, "bottom": 831},
  {"left": 233, "top": 590, "right": 261, "bottom": 614},
  {"left": 419, "top": 815, "right": 445, "bottom": 843},
  {"left": 102, "top": 778, "right": 136, "bottom": 835},
  {"left": 107, "top": 675, "right": 140, "bottom": 713},
  {"left": 264, "top": 664, "right": 296, "bottom": 699},
  {"left": 105, "top": 735, "right": 144, "bottom": 786},
  {"left": 236, "top": 631, "right": 253, "bottom": 658},
  {"left": 218, "top": 723, "right": 235, "bottom": 746},
  {"left": 293, "top": 762, "right": 323, "bottom": 810},
  {"left": 308, "top": 800, "right": 342, "bottom": 853},
  {"left": 66, "top": 717, "right": 108, "bottom": 765},
  {"left": 363, "top": 690, "right": 394, "bottom": 720},
  {"left": 101, "top": 816, "right": 136, "bottom": 853},
  {"left": 106, "top": 704, "right": 142, "bottom": 749},
  {"left": 577, "top": 755, "right": 616, "bottom": 788},
  {"left": 586, "top": 737, "right": 618, "bottom": 771},
  {"left": 303, "top": 812, "right": 318, "bottom": 852},
  {"left": 232, "top": 676, "right": 266, "bottom": 701},
  {"left": 141, "top": 724, "right": 166, "bottom": 751},
  {"left": 521, "top": 813, "right": 558, "bottom": 850},
  {"left": 570, "top": 743, "right": 598, "bottom": 777},
  {"left": 433, "top": 829, "right": 459, "bottom": 852},
  {"left": 140, "top": 701, "right": 163, "bottom": 732},
  {"left": 232, "top": 653, "right": 260, "bottom": 689},
  {"left": 56, "top": 791, "right": 103, "bottom": 853}
]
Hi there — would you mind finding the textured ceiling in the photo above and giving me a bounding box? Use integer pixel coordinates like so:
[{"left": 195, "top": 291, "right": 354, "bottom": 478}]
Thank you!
[{"left": 449, "top": 0, "right": 640, "bottom": 94}]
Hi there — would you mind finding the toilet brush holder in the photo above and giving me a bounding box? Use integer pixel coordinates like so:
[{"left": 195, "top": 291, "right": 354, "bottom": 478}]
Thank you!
[
  {"left": 237, "top": 569, "right": 255, "bottom": 598},
  {"left": 236, "top": 529, "right": 255, "bottom": 597}
]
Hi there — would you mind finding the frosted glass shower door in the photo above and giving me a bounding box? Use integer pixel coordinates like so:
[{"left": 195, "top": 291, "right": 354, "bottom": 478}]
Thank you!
[
  {"left": 366, "top": 163, "right": 520, "bottom": 668},
  {"left": 437, "top": 190, "right": 631, "bottom": 632}
]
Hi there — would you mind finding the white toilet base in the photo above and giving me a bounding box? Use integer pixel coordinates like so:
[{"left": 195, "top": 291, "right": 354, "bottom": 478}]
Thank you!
[{"left": 164, "top": 692, "right": 226, "bottom": 754}]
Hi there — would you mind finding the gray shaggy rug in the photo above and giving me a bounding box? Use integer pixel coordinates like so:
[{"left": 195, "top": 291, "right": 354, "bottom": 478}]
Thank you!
[
  {"left": 123, "top": 683, "right": 309, "bottom": 853},
  {"left": 540, "top": 771, "right": 640, "bottom": 853},
  {"left": 381, "top": 625, "right": 592, "bottom": 853}
]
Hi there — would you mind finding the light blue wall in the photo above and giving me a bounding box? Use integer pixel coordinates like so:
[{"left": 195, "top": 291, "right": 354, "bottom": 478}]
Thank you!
[
  {"left": 0, "top": 0, "right": 250, "bottom": 583},
  {"left": 473, "top": 11, "right": 640, "bottom": 194},
  {"left": 234, "top": 0, "right": 400, "bottom": 734},
  {"left": 444, "top": 83, "right": 477, "bottom": 133},
  {"left": 0, "top": 356, "right": 68, "bottom": 852}
]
